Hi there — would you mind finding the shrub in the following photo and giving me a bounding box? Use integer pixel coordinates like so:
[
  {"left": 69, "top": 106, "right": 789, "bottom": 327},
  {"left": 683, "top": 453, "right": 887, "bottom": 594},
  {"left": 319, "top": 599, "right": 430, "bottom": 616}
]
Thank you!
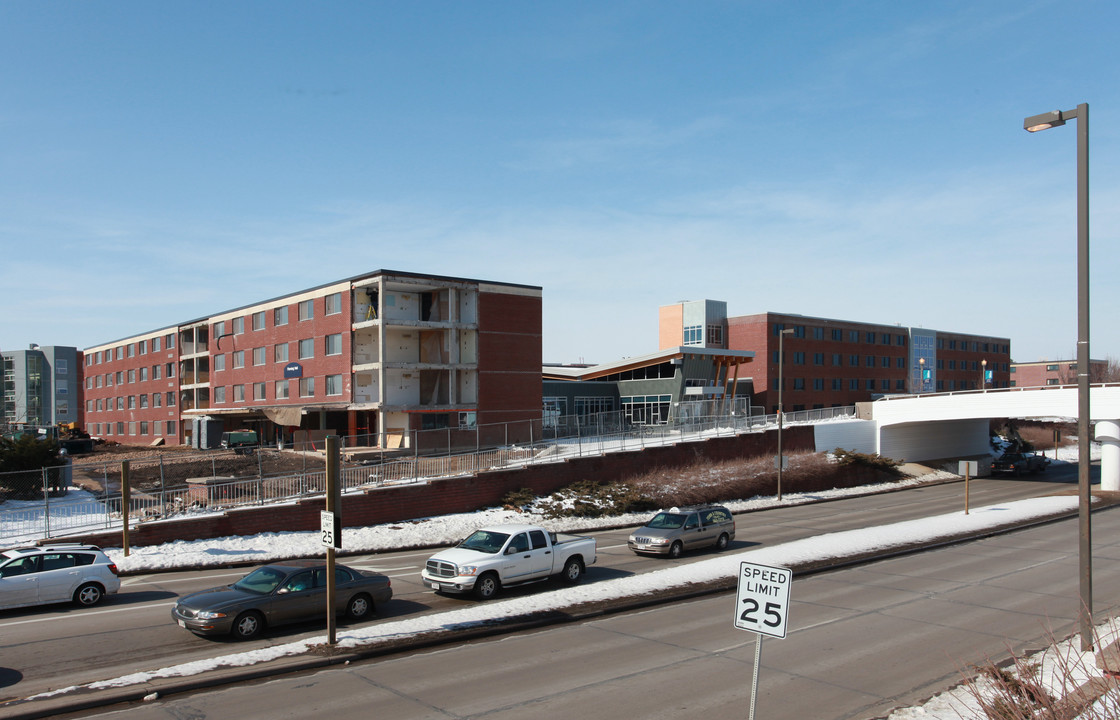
[{"left": 832, "top": 448, "right": 904, "bottom": 476}]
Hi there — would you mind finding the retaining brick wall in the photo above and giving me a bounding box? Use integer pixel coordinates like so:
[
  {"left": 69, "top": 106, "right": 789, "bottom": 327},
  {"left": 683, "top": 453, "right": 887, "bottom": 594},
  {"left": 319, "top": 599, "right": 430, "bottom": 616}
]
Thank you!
[{"left": 73, "top": 426, "right": 816, "bottom": 549}]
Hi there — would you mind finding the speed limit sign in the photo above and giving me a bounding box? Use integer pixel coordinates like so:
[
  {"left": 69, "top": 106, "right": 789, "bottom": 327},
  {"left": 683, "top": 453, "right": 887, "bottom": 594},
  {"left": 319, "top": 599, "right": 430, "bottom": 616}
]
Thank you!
[
  {"left": 320, "top": 510, "right": 342, "bottom": 550},
  {"left": 734, "top": 561, "right": 791, "bottom": 638}
]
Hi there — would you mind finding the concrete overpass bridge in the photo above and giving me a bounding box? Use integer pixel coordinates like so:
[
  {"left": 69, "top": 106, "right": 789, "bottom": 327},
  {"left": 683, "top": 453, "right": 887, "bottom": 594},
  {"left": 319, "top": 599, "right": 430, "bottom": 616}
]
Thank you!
[{"left": 810, "top": 384, "right": 1120, "bottom": 490}]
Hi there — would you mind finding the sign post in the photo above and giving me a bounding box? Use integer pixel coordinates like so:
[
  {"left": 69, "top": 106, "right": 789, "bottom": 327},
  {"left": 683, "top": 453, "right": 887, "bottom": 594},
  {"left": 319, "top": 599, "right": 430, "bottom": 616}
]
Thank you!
[
  {"left": 735, "top": 561, "right": 792, "bottom": 720},
  {"left": 323, "top": 436, "right": 342, "bottom": 644},
  {"left": 958, "top": 460, "right": 978, "bottom": 515}
]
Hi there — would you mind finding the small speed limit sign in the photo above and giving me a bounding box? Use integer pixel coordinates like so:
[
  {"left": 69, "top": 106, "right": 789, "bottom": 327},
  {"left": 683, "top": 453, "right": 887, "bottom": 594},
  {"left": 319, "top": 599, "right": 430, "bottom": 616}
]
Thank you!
[{"left": 734, "top": 561, "right": 791, "bottom": 638}]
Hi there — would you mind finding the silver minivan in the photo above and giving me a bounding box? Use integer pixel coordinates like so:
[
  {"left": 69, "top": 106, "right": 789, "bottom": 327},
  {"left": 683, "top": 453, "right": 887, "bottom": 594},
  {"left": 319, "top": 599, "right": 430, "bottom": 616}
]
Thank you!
[{"left": 627, "top": 505, "right": 736, "bottom": 558}]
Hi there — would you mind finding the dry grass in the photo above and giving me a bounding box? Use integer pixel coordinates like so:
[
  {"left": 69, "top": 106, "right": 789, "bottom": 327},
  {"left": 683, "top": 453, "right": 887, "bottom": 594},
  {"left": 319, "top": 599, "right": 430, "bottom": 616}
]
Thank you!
[{"left": 511, "top": 450, "right": 906, "bottom": 518}]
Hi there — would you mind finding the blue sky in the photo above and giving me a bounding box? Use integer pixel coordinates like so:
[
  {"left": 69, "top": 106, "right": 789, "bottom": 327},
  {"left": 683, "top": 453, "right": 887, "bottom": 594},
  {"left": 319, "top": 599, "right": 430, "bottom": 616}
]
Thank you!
[{"left": 1, "top": 1, "right": 1117, "bottom": 365}]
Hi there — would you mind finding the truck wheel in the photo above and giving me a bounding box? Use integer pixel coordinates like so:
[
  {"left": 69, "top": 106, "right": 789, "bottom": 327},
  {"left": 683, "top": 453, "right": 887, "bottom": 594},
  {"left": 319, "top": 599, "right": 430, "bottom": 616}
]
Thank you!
[
  {"left": 668, "top": 541, "right": 683, "bottom": 559},
  {"left": 561, "top": 557, "right": 584, "bottom": 584},
  {"left": 715, "top": 533, "right": 730, "bottom": 552},
  {"left": 473, "top": 572, "right": 500, "bottom": 600}
]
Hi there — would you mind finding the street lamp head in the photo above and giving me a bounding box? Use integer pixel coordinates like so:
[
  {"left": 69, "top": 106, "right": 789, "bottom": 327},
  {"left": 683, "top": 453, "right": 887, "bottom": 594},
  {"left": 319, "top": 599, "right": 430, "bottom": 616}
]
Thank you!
[{"left": 1024, "top": 110, "right": 1066, "bottom": 132}]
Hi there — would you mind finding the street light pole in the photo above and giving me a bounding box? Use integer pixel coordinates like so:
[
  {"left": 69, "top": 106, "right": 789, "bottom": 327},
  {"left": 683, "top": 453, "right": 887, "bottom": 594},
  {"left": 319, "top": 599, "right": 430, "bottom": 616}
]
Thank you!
[
  {"left": 776, "top": 328, "right": 795, "bottom": 501},
  {"left": 1024, "top": 102, "right": 1092, "bottom": 650},
  {"left": 981, "top": 359, "right": 987, "bottom": 392}
]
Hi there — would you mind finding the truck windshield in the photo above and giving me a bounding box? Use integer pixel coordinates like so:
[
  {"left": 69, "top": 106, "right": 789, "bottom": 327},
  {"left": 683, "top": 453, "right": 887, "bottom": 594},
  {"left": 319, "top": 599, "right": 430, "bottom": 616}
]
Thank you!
[
  {"left": 458, "top": 530, "right": 510, "bottom": 554},
  {"left": 647, "top": 513, "right": 686, "bottom": 529}
]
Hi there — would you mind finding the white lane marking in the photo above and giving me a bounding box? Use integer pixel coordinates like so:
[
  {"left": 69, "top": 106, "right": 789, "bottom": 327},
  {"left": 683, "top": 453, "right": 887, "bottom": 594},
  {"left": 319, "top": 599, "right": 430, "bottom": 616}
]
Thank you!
[
  {"left": 121, "top": 571, "right": 245, "bottom": 586},
  {"left": 0, "top": 601, "right": 176, "bottom": 629}
]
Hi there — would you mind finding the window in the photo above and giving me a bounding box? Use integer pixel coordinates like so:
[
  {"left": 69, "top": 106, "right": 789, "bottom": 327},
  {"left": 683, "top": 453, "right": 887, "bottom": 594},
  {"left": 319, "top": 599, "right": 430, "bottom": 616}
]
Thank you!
[
  {"left": 299, "top": 339, "right": 314, "bottom": 359},
  {"left": 139, "top": 340, "right": 147, "bottom": 355},
  {"left": 849, "top": 379, "right": 859, "bottom": 390},
  {"left": 831, "top": 378, "right": 842, "bottom": 390},
  {"left": 865, "top": 355, "right": 875, "bottom": 367},
  {"left": 274, "top": 306, "right": 288, "bottom": 326},
  {"left": 896, "top": 357, "right": 905, "bottom": 369},
  {"left": 167, "top": 420, "right": 176, "bottom": 435},
  {"left": 128, "top": 422, "right": 136, "bottom": 436},
  {"left": 233, "top": 384, "right": 245, "bottom": 402},
  {"left": 1046, "top": 364, "right": 1059, "bottom": 371},
  {"left": 139, "top": 367, "right": 148, "bottom": 381},
  {"left": 832, "top": 354, "right": 842, "bottom": 366},
  {"left": 275, "top": 380, "right": 289, "bottom": 399},
  {"left": 139, "top": 394, "right": 148, "bottom": 409},
  {"left": 153, "top": 393, "right": 161, "bottom": 408},
  {"left": 167, "top": 333, "right": 175, "bottom": 349},
  {"left": 152, "top": 337, "right": 161, "bottom": 352},
  {"left": 325, "top": 334, "right": 342, "bottom": 356},
  {"left": 128, "top": 343, "right": 136, "bottom": 358},
  {"left": 214, "top": 386, "right": 226, "bottom": 404},
  {"left": 299, "top": 377, "right": 315, "bottom": 397},
  {"left": 848, "top": 330, "right": 859, "bottom": 343},
  {"left": 153, "top": 364, "right": 161, "bottom": 380},
  {"left": 253, "top": 382, "right": 266, "bottom": 401},
  {"left": 232, "top": 317, "right": 245, "bottom": 335},
  {"left": 813, "top": 378, "right": 824, "bottom": 391},
  {"left": 128, "top": 369, "right": 136, "bottom": 383},
  {"left": 233, "top": 351, "right": 245, "bottom": 369},
  {"left": 683, "top": 325, "right": 702, "bottom": 345},
  {"left": 866, "top": 379, "right": 875, "bottom": 391},
  {"left": 881, "top": 333, "right": 890, "bottom": 344},
  {"left": 706, "top": 324, "right": 723, "bottom": 347},
  {"left": 252, "top": 311, "right": 266, "bottom": 331},
  {"left": 792, "top": 378, "right": 805, "bottom": 390},
  {"left": 326, "top": 374, "right": 342, "bottom": 396},
  {"left": 792, "top": 351, "right": 805, "bottom": 365},
  {"left": 213, "top": 320, "right": 226, "bottom": 337},
  {"left": 128, "top": 396, "right": 136, "bottom": 409},
  {"left": 881, "top": 379, "right": 890, "bottom": 390},
  {"left": 831, "top": 329, "right": 842, "bottom": 341},
  {"left": 881, "top": 356, "right": 890, "bottom": 368},
  {"left": 1047, "top": 378, "right": 1061, "bottom": 385},
  {"left": 865, "top": 332, "right": 876, "bottom": 344},
  {"left": 253, "top": 347, "right": 266, "bottom": 366},
  {"left": 274, "top": 343, "right": 289, "bottom": 363},
  {"left": 325, "top": 292, "right": 342, "bottom": 315},
  {"left": 813, "top": 352, "right": 824, "bottom": 366},
  {"left": 214, "top": 354, "right": 226, "bottom": 372},
  {"left": 813, "top": 327, "right": 824, "bottom": 340},
  {"left": 167, "top": 363, "right": 175, "bottom": 378},
  {"left": 167, "top": 392, "right": 176, "bottom": 406},
  {"left": 849, "top": 354, "right": 859, "bottom": 366},
  {"left": 116, "top": 397, "right": 124, "bottom": 410},
  {"left": 299, "top": 299, "right": 314, "bottom": 321}
]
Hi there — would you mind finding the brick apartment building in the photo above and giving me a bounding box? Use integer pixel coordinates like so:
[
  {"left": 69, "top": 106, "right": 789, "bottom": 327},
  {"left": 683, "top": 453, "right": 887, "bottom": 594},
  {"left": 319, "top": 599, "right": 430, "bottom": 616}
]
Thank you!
[
  {"left": 81, "top": 270, "right": 542, "bottom": 451},
  {"left": 660, "top": 301, "right": 1011, "bottom": 413},
  {"left": 1010, "top": 358, "right": 1111, "bottom": 388}
]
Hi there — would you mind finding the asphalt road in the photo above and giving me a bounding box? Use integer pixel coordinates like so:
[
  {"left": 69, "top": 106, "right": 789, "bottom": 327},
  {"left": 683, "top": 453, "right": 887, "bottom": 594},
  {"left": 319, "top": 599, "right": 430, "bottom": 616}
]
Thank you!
[
  {"left": 74, "top": 484, "right": 1120, "bottom": 720},
  {"left": 0, "top": 466, "right": 1087, "bottom": 716}
]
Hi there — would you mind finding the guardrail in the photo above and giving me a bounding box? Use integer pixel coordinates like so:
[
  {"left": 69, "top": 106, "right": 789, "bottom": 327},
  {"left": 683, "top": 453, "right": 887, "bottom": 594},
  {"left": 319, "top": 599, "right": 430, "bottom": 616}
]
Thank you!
[{"left": 1, "top": 405, "right": 857, "bottom": 544}]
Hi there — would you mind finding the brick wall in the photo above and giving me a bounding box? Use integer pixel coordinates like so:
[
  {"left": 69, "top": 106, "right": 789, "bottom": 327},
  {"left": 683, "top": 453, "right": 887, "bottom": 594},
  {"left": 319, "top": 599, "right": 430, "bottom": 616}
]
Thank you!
[{"left": 71, "top": 426, "right": 814, "bottom": 549}]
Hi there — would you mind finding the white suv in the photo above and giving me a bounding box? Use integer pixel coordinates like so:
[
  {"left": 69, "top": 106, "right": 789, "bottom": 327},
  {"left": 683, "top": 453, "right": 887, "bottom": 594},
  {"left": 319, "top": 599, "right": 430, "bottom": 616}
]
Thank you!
[{"left": 0, "top": 544, "right": 121, "bottom": 611}]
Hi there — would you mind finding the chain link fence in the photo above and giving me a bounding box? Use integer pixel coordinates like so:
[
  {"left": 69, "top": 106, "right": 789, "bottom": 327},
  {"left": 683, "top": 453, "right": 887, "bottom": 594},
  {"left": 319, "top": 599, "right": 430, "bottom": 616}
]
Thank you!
[{"left": 2, "top": 404, "right": 856, "bottom": 545}]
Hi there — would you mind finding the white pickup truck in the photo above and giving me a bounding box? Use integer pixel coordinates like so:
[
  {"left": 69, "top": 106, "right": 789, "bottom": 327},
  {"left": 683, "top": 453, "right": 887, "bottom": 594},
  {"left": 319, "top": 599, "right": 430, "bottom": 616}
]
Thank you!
[{"left": 421, "top": 523, "right": 597, "bottom": 599}]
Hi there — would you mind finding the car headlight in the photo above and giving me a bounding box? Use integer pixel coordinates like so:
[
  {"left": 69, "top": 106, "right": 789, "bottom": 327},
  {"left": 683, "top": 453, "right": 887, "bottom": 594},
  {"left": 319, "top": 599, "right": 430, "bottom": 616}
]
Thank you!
[
  {"left": 457, "top": 565, "right": 479, "bottom": 577},
  {"left": 195, "top": 610, "right": 228, "bottom": 620},
  {"left": 651, "top": 538, "right": 669, "bottom": 544}
]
